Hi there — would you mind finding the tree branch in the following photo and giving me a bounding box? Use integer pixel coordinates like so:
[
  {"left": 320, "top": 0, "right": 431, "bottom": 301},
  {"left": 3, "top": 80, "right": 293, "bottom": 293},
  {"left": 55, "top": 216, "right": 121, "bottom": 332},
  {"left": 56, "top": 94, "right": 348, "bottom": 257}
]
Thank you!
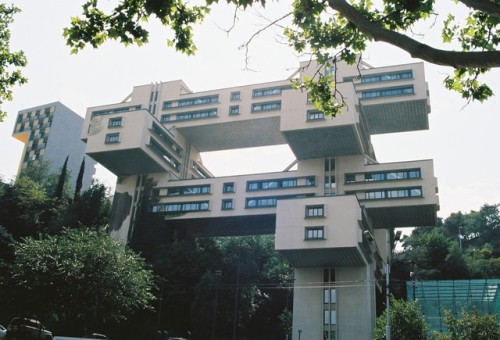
[
  {"left": 456, "top": 0, "right": 500, "bottom": 17},
  {"left": 327, "top": 0, "right": 500, "bottom": 68}
]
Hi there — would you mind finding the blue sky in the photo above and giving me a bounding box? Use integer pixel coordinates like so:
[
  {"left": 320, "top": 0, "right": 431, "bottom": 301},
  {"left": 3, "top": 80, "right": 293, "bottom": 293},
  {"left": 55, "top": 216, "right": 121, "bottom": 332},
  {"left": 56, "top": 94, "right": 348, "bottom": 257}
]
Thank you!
[{"left": 1, "top": 0, "right": 500, "bottom": 219}]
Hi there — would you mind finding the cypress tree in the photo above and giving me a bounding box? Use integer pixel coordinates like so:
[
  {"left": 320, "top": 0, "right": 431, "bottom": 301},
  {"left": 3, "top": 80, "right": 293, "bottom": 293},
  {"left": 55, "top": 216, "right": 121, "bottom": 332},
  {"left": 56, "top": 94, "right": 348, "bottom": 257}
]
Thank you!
[
  {"left": 55, "top": 156, "right": 68, "bottom": 201},
  {"left": 74, "top": 157, "right": 85, "bottom": 201}
]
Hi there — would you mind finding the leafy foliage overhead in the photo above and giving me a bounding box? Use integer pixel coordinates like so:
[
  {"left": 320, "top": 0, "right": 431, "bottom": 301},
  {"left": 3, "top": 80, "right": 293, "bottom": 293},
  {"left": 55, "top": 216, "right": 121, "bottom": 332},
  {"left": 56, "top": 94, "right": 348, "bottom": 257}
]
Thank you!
[
  {"left": 0, "top": 4, "right": 27, "bottom": 121},
  {"left": 64, "top": 0, "right": 500, "bottom": 116}
]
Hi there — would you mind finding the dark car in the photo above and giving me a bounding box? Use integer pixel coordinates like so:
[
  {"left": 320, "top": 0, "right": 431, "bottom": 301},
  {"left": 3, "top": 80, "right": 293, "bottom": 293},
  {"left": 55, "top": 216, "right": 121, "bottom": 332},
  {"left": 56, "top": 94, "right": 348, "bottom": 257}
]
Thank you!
[{"left": 6, "top": 317, "right": 52, "bottom": 340}]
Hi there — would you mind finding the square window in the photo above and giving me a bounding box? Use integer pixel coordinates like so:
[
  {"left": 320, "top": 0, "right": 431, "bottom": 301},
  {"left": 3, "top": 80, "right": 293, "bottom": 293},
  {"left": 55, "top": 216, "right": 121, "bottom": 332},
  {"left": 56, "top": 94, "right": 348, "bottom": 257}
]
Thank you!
[
  {"left": 306, "top": 205, "right": 324, "bottom": 217},
  {"left": 108, "top": 117, "right": 122, "bottom": 127},
  {"left": 305, "top": 226, "right": 325, "bottom": 240},
  {"left": 229, "top": 105, "right": 240, "bottom": 115},
  {"left": 105, "top": 133, "right": 120, "bottom": 144},
  {"left": 223, "top": 182, "right": 235, "bottom": 193},
  {"left": 230, "top": 91, "right": 241, "bottom": 101},
  {"left": 222, "top": 199, "right": 233, "bottom": 210}
]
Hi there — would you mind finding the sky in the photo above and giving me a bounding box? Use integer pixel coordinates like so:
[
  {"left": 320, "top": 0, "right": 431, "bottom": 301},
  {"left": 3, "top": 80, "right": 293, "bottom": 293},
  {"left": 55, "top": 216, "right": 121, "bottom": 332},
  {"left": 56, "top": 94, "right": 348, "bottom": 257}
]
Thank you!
[{"left": 1, "top": 0, "right": 500, "bottom": 220}]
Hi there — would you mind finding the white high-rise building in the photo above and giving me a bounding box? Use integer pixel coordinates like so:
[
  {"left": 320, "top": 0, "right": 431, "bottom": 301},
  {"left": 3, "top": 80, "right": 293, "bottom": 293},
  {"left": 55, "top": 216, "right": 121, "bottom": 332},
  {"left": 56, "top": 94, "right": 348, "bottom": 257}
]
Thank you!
[{"left": 81, "top": 59, "right": 439, "bottom": 339}]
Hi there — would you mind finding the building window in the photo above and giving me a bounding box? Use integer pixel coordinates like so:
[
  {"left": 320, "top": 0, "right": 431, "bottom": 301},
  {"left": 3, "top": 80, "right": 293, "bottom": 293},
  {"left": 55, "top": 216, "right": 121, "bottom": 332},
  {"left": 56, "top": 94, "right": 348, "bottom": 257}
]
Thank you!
[
  {"left": 364, "top": 187, "right": 423, "bottom": 200},
  {"left": 365, "top": 169, "right": 421, "bottom": 182},
  {"left": 325, "top": 65, "right": 335, "bottom": 77},
  {"left": 307, "top": 110, "right": 325, "bottom": 121},
  {"left": 161, "top": 114, "right": 171, "bottom": 122},
  {"left": 361, "top": 70, "right": 413, "bottom": 83},
  {"left": 345, "top": 174, "right": 356, "bottom": 183},
  {"left": 152, "top": 201, "right": 209, "bottom": 213},
  {"left": 223, "top": 182, "right": 235, "bottom": 193},
  {"left": 108, "top": 117, "right": 122, "bottom": 127},
  {"left": 105, "top": 133, "right": 120, "bottom": 143},
  {"left": 229, "top": 105, "right": 240, "bottom": 115},
  {"left": 306, "top": 205, "right": 324, "bottom": 217},
  {"left": 246, "top": 197, "right": 277, "bottom": 208},
  {"left": 324, "top": 288, "right": 336, "bottom": 304},
  {"left": 305, "top": 226, "right": 325, "bottom": 240},
  {"left": 149, "top": 138, "right": 181, "bottom": 170},
  {"left": 253, "top": 86, "right": 286, "bottom": 97},
  {"left": 222, "top": 199, "right": 233, "bottom": 210},
  {"left": 251, "top": 101, "right": 281, "bottom": 112},
  {"left": 163, "top": 101, "right": 173, "bottom": 109},
  {"left": 230, "top": 91, "right": 241, "bottom": 101},
  {"left": 151, "top": 123, "right": 183, "bottom": 157},
  {"left": 166, "top": 185, "right": 210, "bottom": 196},
  {"left": 324, "top": 158, "right": 335, "bottom": 172},
  {"left": 192, "top": 162, "right": 210, "bottom": 179},
  {"left": 324, "top": 176, "right": 336, "bottom": 189},
  {"left": 247, "top": 177, "right": 314, "bottom": 191},
  {"left": 361, "top": 85, "right": 414, "bottom": 99},
  {"left": 324, "top": 310, "right": 337, "bottom": 325},
  {"left": 175, "top": 109, "right": 217, "bottom": 121},
  {"left": 92, "top": 105, "right": 142, "bottom": 117},
  {"left": 178, "top": 95, "right": 219, "bottom": 107}
]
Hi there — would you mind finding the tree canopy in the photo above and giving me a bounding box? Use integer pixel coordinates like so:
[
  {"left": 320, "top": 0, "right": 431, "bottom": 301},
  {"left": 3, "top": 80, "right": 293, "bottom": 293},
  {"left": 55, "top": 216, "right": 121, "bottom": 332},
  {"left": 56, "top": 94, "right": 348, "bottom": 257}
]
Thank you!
[
  {"left": 393, "top": 203, "right": 500, "bottom": 282},
  {"left": 61, "top": 0, "right": 500, "bottom": 116},
  {"left": 9, "top": 228, "right": 155, "bottom": 333}
]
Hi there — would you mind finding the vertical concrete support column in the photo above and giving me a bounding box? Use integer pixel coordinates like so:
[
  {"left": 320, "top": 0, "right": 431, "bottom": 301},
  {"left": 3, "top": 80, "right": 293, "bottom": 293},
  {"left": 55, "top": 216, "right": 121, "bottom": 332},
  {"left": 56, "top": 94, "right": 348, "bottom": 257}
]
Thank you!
[{"left": 292, "top": 268, "right": 323, "bottom": 339}]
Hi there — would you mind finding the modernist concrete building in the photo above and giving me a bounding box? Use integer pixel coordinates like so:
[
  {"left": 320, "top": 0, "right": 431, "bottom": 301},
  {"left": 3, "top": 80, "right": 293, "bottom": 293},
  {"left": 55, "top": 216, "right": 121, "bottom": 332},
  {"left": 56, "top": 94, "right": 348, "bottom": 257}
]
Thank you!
[
  {"left": 81, "top": 59, "right": 439, "bottom": 339},
  {"left": 12, "top": 102, "right": 96, "bottom": 190}
]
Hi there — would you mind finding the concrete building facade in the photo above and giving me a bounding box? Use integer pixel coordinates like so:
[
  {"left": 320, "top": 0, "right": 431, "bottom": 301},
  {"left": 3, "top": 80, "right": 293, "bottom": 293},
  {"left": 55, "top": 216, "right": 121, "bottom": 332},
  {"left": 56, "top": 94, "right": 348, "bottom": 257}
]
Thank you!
[
  {"left": 13, "top": 102, "right": 96, "bottom": 190},
  {"left": 80, "top": 59, "right": 439, "bottom": 339}
]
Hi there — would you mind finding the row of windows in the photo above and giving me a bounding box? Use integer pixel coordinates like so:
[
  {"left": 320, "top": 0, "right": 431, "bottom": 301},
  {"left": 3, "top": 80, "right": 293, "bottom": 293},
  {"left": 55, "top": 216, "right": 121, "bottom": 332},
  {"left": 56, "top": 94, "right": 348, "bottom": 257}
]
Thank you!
[
  {"left": 163, "top": 95, "right": 219, "bottom": 109},
  {"left": 166, "top": 185, "right": 210, "bottom": 196},
  {"left": 361, "top": 86, "right": 414, "bottom": 99},
  {"left": 149, "top": 138, "right": 181, "bottom": 171},
  {"left": 92, "top": 105, "right": 141, "bottom": 117},
  {"left": 246, "top": 177, "right": 315, "bottom": 191},
  {"left": 161, "top": 86, "right": 290, "bottom": 110},
  {"left": 252, "top": 85, "right": 291, "bottom": 97},
  {"left": 251, "top": 101, "right": 281, "bottom": 112},
  {"left": 345, "top": 169, "right": 421, "bottom": 183},
  {"left": 343, "top": 70, "right": 413, "bottom": 83},
  {"left": 246, "top": 194, "right": 314, "bottom": 208},
  {"left": 192, "top": 162, "right": 210, "bottom": 179},
  {"left": 151, "top": 123, "right": 183, "bottom": 157},
  {"left": 151, "top": 201, "right": 209, "bottom": 213},
  {"left": 363, "top": 187, "right": 422, "bottom": 200}
]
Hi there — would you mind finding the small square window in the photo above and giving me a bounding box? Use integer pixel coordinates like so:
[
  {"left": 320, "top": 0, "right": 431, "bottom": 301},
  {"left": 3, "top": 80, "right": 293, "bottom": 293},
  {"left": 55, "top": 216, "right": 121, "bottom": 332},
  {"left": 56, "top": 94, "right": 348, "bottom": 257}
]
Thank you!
[
  {"left": 229, "top": 105, "right": 240, "bottom": 115},
  {"left": 223, "top": 182, "right": 235, "bottom": 193},
  {"left": 108, "top": 117, "right": 122, "bottom": 127},
  {"left": 306, "top": 205, "right": 325, "bottom": 217},
  {"left": 305, "top": 226, "right": 325, "bottom": 240},
  {"left": 105, "top": 133, "right": 120, "bottom": 144},
  {"left": 222, "top": 199, "right": 233, "bottom": 210},
  {"left": 307, "top": 110, "right": 325, "bottom": 121},
  {"left": 230, "top": 91, "right": 241, "bottom": 101}
]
